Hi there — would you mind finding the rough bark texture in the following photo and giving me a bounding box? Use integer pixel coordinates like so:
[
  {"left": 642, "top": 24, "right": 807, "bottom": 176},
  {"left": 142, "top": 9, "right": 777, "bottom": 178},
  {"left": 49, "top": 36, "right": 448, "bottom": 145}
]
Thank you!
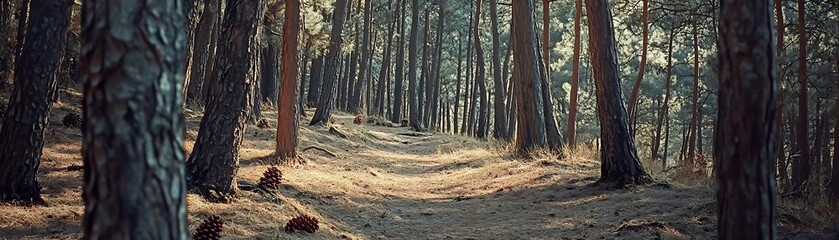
[
  {"left": 276, "top": 0, "right": 300, "bottom": 162},
  {"left": 0, "top": 0, "right": 10, "bottom": 79},
  {"left": 512, "top": 0, "right": 548, "bottom": 155},
  {"left": 626, "top": 0, "right": 648, "bottom": 120},
  {"left": 791, "top": 0, "right": 810, "bottom": 192},
  {"left": 390, "top": 0, "right": 406, "bottom": 123},
  {"left": 586, "top": 0, "right": 651, "bottom": 185},
  {"left": 0, "top": 0, "right": 71, "bottom": 204},
  {"left": 306, "top": 56, "right": 324, "bottom": 107},
  {"left": 566, "top": 0, "right": 583, "bottom": 147},
  {"left": 715, "top": 0, "right": 777, "bottom": 237},
  {"left": 260, "top": 43, "right": 278, "bottom": 105},
  {"left": 185, "top": 0, "right": 220, "bottom": 103},
  {"left": 81, "top": 0, "right": 188, "bottom": 238},
  {"left": 185, "top": 0, "right": 264, "bottom": 203},
  {"left": 489, "top": 0, "right": 509, "bottom": 141},
  {"left": 309, "top": 0, "right": 349, "bottom": 125},
  {"left": 407, "top": 0, "right": 422, "bottom": 131}
]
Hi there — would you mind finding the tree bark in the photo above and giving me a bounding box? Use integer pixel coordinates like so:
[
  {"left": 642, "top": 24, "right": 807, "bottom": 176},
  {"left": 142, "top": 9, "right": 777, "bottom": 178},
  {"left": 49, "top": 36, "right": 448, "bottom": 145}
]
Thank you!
[
  {"left": 453, "top": 32, "right": 463, "bottom": 133},
  {"left": 626, "top": 0, "right": 648, "bottom": 121},
  {"left": 310, "top": 0, "right": 349, "bottom": 125},
  {"left": 652, "top": 28, "right": 675, "bottom": 163},
  {"left": 512, "top": 0, "right": 548, "bottom": 155},
  {"left": 390, "top": 0, "right": 407, "bottom": 123},
  {"left": 81, "top": 0, "right": 188, "bottom": 237},
  {"left": 489, "top": 0, "right": 509, "bottom": 141},
  {"left": 688, "top": 19, "right": 700, "bottom": 168},
  {"left": 375, "top": 15, "right": 395, "bottom": 117},
  {"left": 0, "top": 0, "right": 71, "bottom": 204},
  {"left": 566, "top": 0, "right": 583, "bottom": 148},
  {"left": 474, "top": 0, "right": 489, "bottom": 139},
  {"left": 277, "top": 0, "right": 300, "bottom": 162},
  {"left": 407, "top": 0, "right": 423, "bottom": 131},
  {"left": 306, "top": 56, "right": 325, "bottom": 107},
  {"left": 715, "top": 0, "right": 777, "bottom": 237},
  {"left": 0, "top": 0, "right": 10, "bottom": 79},
  {"left": 348, "top": 0, "right": 373, "bottom": 113},
  {"left": 791, "top": 0, "right": 810, "bottom": 192},
  {"left": 586, "top": 0, "right": 651, "bottom": 185},
  {"left": 260, "top": 43, "right": 278, "bottom": 105},
  {"left": 185, "top": 0, "right": 220, "bottom": 104},
  {"left": 185, "top": 0, "right": 264, "bottom": 202},
  {"left": 775, "top": 0, "right": 787, "bottom": 191}
]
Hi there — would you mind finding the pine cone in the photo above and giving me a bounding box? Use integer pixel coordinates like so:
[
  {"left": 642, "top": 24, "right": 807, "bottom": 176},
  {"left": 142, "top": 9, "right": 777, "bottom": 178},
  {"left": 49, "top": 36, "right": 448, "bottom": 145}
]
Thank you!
[
  {"left": 285, "top": 214, "right": 319, "bottom": 233},
  {"left": 257, "top": 166, "right": 282, "bottom": 191},
  {"left": 62, "top": 112, "right": 82, "bottom": 128},
  {"left": 256, "top": 118, "right": 270, "bottom": 128},
  {"left": 193, "top": 215, "right": 224, "bottom": 240}
]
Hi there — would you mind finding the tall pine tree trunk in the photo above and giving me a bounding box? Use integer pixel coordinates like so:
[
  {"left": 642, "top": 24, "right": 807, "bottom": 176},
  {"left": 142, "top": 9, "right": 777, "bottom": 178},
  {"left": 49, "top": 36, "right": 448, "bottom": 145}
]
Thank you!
[
  {"left": 626, "top": 0, "right": 648, "bottom": 120},
  {"left": 489, "top": 0, "right": 509, "bottom": 141},
  {"left": 566, "top": 0, "right": 583, "bottom": 147},
  {"left": 688, "top": 19, "right": 700, "bottom": 168},
  {"left": 511, "top": 0, "right": 548, "bottom": 155},
  {"left": 474, "top": 0, "right": 488, "bottom": 139},
  {"left": 185, "top": 0, "right": 220, "bottom": 104},
  {"left": 407, "top": 0, "right": 423, "bottom": 131},
  {"left": 391, "top": 0, "right": 406, "bottom": 123},
  {"left": 715, "top": 0, "right": 777, "bottom": 236},
  {"left": 186, "top": 0, "right": 265, "bottom": 202},
  {"left": 306, "top": 56, "right": 325, "bottom": 107},
  {"left": 349, "top": 0, "right": 373, "bottom": 113},
  {"left": 276, "top": 0, "right": 300, "bottom": 162},
  {"left": 0, "top": 0, "right": 71, "bottom": 204},
  {"left": 586, "top": 0, "right": 650, "bottom": 185},
  {"left": 791, "top": 0, "right": 810, "bottom": 192},
  {"left": 310, "top": 0, "right": 350, "bottom": 125},
  {"left": 81, "top": 0, "right": 188, "bottom": 237}
]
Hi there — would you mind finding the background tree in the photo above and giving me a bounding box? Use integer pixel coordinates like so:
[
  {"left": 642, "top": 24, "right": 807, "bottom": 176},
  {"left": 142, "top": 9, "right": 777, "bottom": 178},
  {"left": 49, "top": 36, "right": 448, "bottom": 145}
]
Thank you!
[
  {"left": 390, "top": 0, "right": 406, "bottom": 124},
  {"left": 310, "top": 0, "right": 349, "bottom": 125},
  {"left": 489, "top": 0, "right": 509, "bottom": 141},
  {"left": 406, "top": 0, "right": 423, "bottom": 131},
  {"left": 715, "top": 0, "right": 777, "bottom": 237},
  {"left": 185, "top": 0, "right": 220, "bottom": 103},
  {"left": 512, "top": 0, "right": 547, "bottom": 155},
  {"left": 81, "top": 0, "right": 188, "bottom": 237},
  {"left": 277, "top": 0, "right": 301, "bottom": 162},
  {"left": 0, "top": 0, "right": 71, "bottom": 204},
  {"left": 791, "top": 0, "right": 810, "bottom": 192},
  {"left": 566, "top": 0, "right": 583, "bottom": 148},
  {"left": 185, "top": 0, "right": 265, "bottom": 202},
  {"left": 586, "top": 0, "right": 651, "bottom": 185}
]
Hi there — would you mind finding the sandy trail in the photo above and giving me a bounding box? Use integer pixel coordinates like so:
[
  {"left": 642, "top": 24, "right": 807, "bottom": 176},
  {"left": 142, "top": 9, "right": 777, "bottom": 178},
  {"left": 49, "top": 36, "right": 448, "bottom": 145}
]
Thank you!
[{"left": 0, "top": 103, "right": 834, "bottom": 239}]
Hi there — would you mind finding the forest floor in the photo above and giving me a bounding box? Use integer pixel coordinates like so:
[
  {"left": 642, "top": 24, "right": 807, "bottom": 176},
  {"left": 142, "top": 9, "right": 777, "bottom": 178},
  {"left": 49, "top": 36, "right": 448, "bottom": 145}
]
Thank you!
[{"left": 0, "top": 89, "right": 837, "bottom": 239}]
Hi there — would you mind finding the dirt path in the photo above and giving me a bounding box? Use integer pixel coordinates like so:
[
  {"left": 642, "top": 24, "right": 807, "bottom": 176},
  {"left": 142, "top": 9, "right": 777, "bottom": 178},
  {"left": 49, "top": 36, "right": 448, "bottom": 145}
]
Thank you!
[{"left": 0, "top": 104, "right": 834, "bottom": 239}]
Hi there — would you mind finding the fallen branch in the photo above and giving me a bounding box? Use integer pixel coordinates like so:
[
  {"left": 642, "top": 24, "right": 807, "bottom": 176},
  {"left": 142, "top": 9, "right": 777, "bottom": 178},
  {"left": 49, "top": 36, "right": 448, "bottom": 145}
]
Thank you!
[
  {"left": 329, "top": 127, "right": 348, "bottom": 138},
  {"left": 398, "top": 132, "right": 432, "bottom": 137},
  {"left": 303, "top": 145, "right": 338, "bottom": 157}
]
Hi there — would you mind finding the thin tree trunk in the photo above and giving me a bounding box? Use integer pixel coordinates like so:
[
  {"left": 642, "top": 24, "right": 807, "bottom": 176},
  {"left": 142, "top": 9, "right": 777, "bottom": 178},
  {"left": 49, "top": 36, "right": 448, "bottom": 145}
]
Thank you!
[
  {"left": 775, "top": 0, "right": 787, "bottom": 191},
  {"left": 566, "top": 0, "right": 583, "bottom": 148},
  {"left": 0, "top": 0, "right": 71, "bottom": 204},
  {"left": 487, "top": 0, "right": 509, "bottom": 140},
  {"left": 626, "top": 0, "right": 648, "bottom": 120},
  {"left": 652, "top": 28, "right": 675, "bottom": 162},
  {"left": 391, "top": 0, "right": 406, "bottom": 123},
  {"left": 828, "top": 101, "right": 839, "bottom": 201},
  {"left": 185, "top": 0, "right": 265, "bottom": 202},
  {"left": 453, "top": 31, "right": 463, "bottom": 134},
  {"left": 349, "top": 0, "right": 373, "bottom": 113},
  {"left": 81, "top": 0, "right": 188, "bottom": 237},
  {"left": 185, "top": 0, "right": 220, "bottom": 104},
  {"left": 310, "top": 0, "right": 350, "bottom": 125},
  {"left": 474, "top": 0, "right": 489, "bottom": 139},
  {"left": 407, "top": 0, "right": 423, "bottom": 131},
  {"left": 375, "top": 13, "right": 395, "bottom": 117},
  {"left": 791, "top": 0, "right": 810, "bottom": 192},
  {"left": 688, "top": 19, "right": 700, "bottom": 168},
  {"left": 306, "top": 56, "right": 325, "bottom": 107}
]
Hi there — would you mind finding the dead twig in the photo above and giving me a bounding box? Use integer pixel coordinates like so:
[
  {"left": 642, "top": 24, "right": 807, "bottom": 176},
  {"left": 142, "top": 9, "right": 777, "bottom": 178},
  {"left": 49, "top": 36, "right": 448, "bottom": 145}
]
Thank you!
[{"left": 303, "top": 145, "right": 338, "bottom": 157}]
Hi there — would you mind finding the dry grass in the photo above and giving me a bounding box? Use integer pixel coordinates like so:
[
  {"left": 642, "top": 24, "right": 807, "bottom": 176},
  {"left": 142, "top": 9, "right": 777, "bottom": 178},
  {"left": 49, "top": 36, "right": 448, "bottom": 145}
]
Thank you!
[{"left": 0, "top": 90, "right": 836, "bottom": 239}]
